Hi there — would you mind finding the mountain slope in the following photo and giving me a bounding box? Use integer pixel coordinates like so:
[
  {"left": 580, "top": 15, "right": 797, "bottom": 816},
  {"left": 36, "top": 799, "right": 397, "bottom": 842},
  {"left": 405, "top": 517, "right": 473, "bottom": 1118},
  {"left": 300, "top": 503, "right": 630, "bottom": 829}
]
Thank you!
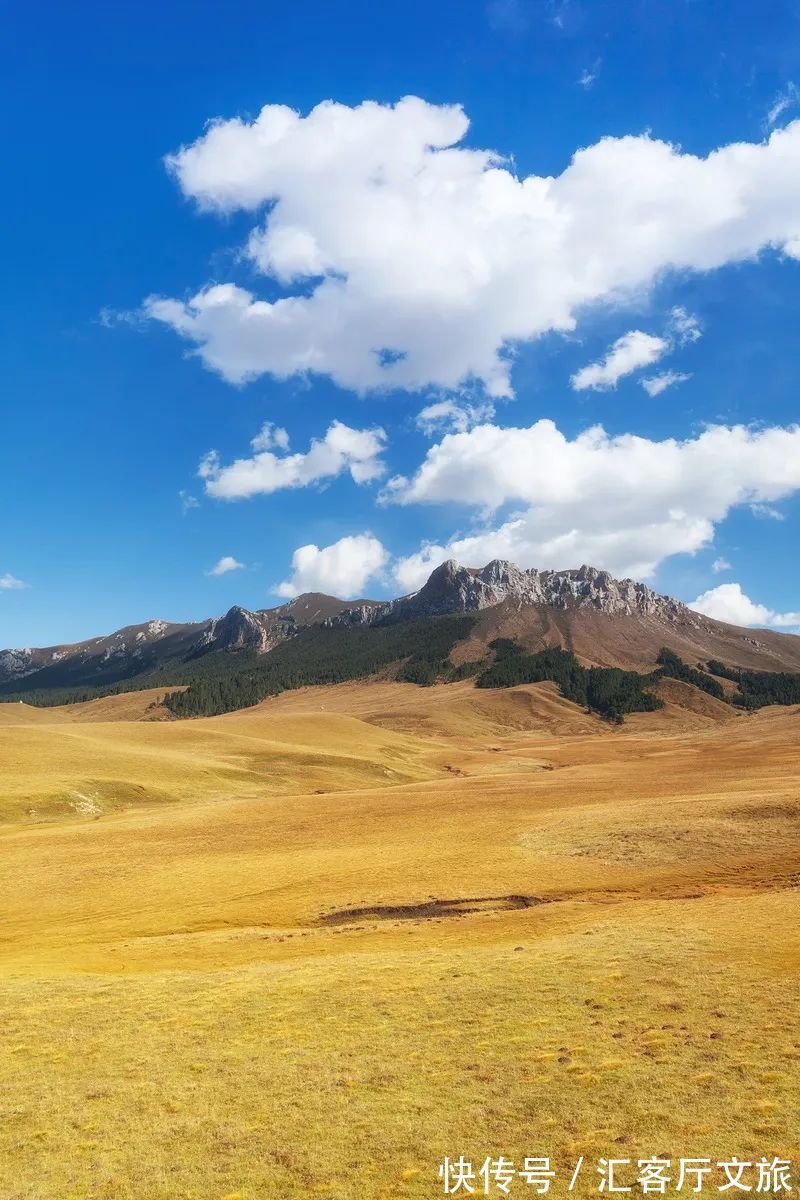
[
  {"left": 0, "top": 593, "right": 373, "bottom": 694},
  {"left": 452, "top": 596, "right": 800, "bottom": 674},
  {"left": 2, "top": 559, "right": 799, "bottom": 699}
]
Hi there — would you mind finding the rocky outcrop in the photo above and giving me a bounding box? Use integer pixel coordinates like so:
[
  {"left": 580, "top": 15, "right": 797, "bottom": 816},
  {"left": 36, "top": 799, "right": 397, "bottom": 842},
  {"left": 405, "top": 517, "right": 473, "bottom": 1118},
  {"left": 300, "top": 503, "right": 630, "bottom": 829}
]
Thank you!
[
  {"left": 209, "top": 606, "right": 293, "bottom": 654},
  {"left": 211, "top": 606, "right": 272, "bottom": 653},
  {"left": 332, "top": 559, "right": 691, "bottom": 627},
  {"left": 0, "top": 648, "right": 36, "bottom": 681}
]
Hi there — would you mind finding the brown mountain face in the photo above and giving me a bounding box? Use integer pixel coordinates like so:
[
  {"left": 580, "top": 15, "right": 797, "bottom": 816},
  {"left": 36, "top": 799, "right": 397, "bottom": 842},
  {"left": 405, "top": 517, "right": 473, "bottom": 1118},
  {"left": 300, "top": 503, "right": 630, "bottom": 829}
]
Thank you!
[
  {"left": 1, "top": 559, "right": 798, "bottom": 695},
  {"left": 450, "top": 596, "right": 800, "bottom": 674}
]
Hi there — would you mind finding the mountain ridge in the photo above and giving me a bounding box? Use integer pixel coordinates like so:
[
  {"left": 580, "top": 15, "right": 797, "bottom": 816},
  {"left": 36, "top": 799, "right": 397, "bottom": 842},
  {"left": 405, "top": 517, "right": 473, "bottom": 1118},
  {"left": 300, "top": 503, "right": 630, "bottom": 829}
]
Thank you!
[
  {"left": 2, "top": 559, "right": 799, "bottom": 695},
  {"left": 331, "top": 559, "right": 691, "bottom": 626}
]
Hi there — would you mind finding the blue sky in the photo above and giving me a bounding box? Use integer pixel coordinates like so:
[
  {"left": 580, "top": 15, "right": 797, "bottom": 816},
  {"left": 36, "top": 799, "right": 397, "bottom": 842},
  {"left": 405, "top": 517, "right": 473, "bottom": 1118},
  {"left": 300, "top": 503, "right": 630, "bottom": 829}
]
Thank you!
[{"left": 3, "top": 0, "right": 800, "bottom": 647}]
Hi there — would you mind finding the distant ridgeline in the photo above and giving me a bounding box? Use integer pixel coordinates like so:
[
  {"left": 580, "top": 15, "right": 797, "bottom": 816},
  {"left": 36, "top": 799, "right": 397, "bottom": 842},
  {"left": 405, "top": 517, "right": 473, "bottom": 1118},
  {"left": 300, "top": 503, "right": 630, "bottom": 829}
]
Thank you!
[
  {"left": 0, "top": 614, "right": 480, "bottom": 714},
  {"left": 2, "top": 613, "right": 799, "bottom": 721}
]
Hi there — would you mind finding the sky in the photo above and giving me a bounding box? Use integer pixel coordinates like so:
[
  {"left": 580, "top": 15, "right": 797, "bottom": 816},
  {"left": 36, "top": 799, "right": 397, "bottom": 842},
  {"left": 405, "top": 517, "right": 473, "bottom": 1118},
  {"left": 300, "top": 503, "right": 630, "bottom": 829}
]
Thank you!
[{"left": 3, "top": 0, "right": 800, "bottom": 648}]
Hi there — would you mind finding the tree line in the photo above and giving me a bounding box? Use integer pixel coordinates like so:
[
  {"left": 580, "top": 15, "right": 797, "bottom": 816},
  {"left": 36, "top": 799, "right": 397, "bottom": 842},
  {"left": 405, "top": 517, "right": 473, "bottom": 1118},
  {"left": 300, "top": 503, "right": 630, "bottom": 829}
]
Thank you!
[
  {"left": 707, "top": 659, "right": 800, "bottom": 708},
  {"left": 163, "top": 614, "right": 478, "bottom": 717},
  {"left": 475, "top": 641, "right": 663, "bottom": 723}
]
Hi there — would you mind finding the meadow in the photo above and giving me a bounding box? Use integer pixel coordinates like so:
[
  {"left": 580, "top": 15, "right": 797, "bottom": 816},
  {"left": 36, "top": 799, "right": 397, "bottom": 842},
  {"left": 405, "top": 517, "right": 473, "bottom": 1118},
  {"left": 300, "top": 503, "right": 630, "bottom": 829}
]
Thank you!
[{"left": 1, "top": 680, "right": 799, "bottom": 1199}]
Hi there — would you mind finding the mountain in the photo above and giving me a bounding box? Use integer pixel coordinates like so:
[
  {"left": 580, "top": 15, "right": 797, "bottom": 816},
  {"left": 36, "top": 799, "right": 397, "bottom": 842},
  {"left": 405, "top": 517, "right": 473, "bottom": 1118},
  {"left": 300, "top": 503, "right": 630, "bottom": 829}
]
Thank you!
[
  {"left": 397, "top": 562, "right": 800, "bottom": 674},
  {"left": 0, "top": 619, "right": 206, "bottom": 691},
  {"left": 0, "top": 593, "right": 369, "bottom": 693},
  {"left": 2, "top": 560, "right": 799, "bottom": 698},
  {"left": 333, "top": 560, "right": 800, "bottom": 674}
]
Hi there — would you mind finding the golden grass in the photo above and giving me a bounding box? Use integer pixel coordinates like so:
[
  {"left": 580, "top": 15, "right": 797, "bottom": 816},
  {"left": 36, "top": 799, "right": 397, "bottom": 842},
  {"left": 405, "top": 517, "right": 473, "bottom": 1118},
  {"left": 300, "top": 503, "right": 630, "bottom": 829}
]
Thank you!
[
  {"left": 0, "top": 700, "right": 435, "bottom": 823},
  {"left": 1, "top": 682, "right": 800, "bottom": 1198}
]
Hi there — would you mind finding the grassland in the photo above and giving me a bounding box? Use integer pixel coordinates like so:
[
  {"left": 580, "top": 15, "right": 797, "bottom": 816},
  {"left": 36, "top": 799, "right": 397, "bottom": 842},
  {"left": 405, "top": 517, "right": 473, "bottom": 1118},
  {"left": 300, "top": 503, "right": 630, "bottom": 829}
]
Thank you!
[{"left": 1, "top": 680, "right": 800, "bottom": 1199}]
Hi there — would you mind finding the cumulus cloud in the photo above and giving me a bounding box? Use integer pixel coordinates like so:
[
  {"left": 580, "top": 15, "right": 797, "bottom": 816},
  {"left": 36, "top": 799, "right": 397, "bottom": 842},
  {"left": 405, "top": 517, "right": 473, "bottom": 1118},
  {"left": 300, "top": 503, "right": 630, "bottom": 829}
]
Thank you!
[
  {"left": 0, "top": 573, "right": 27, "bottom": 590},
  {"left": 641, "top": 371, "right": 692, "bottom": 397},
  {"left": 384, "top": 419, "right": 800, "bottom": 588},
  {"left": 691, "top": 582, "right": 800, "bottom": 629},
  {"left": 571, "top": 330, "right": 668, "bottom": 391},
  {"left": 712, "top": 557, "right": 732, "bottom": 573},
  {"left": 199, "top": 420, "right": 386, "bottom": 500},
  {"left": 275, "top": 533, "right": 388, "bottom": 598},
  {"left": 250, "top": 422, "right": 290, "bottom": 452},
  {"left": 144, "top": 99, "right": 800, "bottom": 396},
  {"left": 416, "top": 398, "right": 496, "bottom": 436},
  {"left": 207, "top": 555, "right": 245, "bottom": 576},
  {"left": 573, "top": 306, "right": 700, "bottom": 394}
]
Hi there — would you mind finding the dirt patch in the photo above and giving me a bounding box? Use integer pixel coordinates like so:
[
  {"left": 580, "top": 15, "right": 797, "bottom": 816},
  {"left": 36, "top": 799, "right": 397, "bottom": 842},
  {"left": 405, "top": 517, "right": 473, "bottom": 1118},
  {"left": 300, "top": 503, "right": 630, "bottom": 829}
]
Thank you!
[
  {"left": 320, "top": 894, "right": 546, "bottom": 924},
  {"left": 321, "top": 869, "right": 800, "bottom": 928}
]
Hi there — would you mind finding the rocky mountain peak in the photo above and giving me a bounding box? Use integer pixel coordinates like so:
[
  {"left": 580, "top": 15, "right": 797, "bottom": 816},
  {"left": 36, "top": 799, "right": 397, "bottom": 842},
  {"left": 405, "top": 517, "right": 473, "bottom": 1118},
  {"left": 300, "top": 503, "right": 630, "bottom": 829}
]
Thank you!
[
  {"left": 334, "top": 559, "right": 691, "bottom": 626},
  {"left": 212, "top": 606, "right": 275, "bottom": 653}
]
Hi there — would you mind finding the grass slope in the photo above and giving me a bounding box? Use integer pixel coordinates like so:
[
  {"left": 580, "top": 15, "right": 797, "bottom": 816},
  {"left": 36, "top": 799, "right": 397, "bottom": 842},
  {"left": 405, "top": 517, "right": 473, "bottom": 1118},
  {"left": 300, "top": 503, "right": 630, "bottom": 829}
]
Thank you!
[
  {"left": 1, "top": 684, "right": 800, "bottom": 1198},
  {"left": 0, "top": 704, "right": 434, "bottom": 823}
]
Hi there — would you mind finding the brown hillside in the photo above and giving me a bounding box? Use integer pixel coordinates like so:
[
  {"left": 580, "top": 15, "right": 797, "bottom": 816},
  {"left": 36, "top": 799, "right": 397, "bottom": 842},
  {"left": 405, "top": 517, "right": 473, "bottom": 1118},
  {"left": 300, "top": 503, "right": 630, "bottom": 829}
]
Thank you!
[{"left": 452, "top": 598, "right": 800, "bottom": 672}]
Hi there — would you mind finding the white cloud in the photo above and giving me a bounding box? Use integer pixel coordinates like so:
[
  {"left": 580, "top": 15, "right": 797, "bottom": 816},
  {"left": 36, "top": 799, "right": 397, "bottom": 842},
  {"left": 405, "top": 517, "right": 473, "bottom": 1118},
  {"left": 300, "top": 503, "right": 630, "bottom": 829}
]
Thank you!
[
  {"left": 571, "top": 331, "right": 668, "bottom": 391},
  {"left": 578, "top": 59, "right": 602, "bottom": 89},
  {"left": 750, "top": 502, "right": 784, "bottom": 520},
  {"left": 416, "top": 398, "right": 495, "bottom": 436},
  {"left": 275, "top": 533, "right": 388, "bottom": 599},
  {"left": 667, "top": 305, "right": 702, "bottom": 344},
  {"left": 641, "top": 371, "right": 692, "bottom": 397},
  {"left": 385, "top": 419, "right": 800, "bottom": 588},
  {"left": 574, "top": 305, "right": 701, "bottom": 394},
  {"left": 144, "top": 99, "right": 800, "bottom": 397},
  {"left": 712, "top": 557, "right": 732, "bottom": 573},
  {"left": 691, "top": 582, "right": 800, "bottom": 630},
  {"left": 98, "top": 306, "right": 143, "bottom": 329},
  {"left": 0, "top": 573, "right": 27, "bottom": 590},
  {"left": 199, "top": 420, "right": 386, "bottom": 500},
  {"left": 207, "top": 555, "right": 245, "bottom": 576},
  {"left": 250, "top": 422, "right": 290, "bottom": 452},
  {"left": 179, "top": 489, "right": 200, "bottom": 514},
  {"left": 767, "top": 83, "right": 800, "bottom": 128}
]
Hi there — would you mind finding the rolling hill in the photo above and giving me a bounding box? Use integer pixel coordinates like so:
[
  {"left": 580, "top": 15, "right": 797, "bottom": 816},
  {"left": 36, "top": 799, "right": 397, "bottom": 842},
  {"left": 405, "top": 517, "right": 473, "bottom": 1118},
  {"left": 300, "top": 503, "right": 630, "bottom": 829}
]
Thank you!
[{"left": 2, "top": 674, "right": 800, "bottom": 1198}]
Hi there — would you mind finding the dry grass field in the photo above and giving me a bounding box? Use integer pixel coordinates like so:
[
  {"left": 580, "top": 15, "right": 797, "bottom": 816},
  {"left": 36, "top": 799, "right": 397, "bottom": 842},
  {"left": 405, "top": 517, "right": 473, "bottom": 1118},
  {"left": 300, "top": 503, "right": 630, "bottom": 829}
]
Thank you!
[{"left": 1, "top": 680, "right": 800, "bottom": 1199}]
